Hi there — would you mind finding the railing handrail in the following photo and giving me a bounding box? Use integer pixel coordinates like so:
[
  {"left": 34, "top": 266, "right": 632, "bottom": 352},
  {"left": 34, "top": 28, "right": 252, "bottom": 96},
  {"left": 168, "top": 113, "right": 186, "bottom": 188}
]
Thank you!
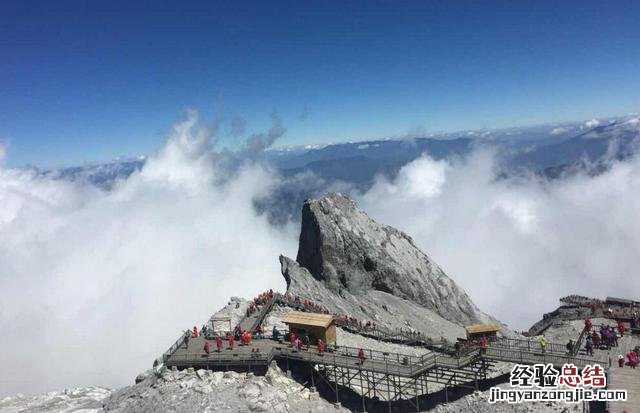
[{"left": 162, "top": 330, "right": 190, "bottom": 361}]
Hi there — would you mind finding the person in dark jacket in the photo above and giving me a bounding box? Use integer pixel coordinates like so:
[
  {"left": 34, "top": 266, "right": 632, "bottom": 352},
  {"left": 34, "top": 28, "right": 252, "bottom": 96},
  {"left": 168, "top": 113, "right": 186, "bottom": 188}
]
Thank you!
[
  {"left": 184, "top": 331, "right": 190, "bottom": 348},
  {"left": 566, "top": 339, "right": 574, "bottom": 354}
]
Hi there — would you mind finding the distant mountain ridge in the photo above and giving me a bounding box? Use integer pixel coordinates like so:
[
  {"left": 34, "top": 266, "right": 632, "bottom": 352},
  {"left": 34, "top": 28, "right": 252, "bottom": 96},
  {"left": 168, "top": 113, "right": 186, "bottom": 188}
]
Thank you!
[{"left": 32, "top": 115, "right": 640, "bottom": 202}]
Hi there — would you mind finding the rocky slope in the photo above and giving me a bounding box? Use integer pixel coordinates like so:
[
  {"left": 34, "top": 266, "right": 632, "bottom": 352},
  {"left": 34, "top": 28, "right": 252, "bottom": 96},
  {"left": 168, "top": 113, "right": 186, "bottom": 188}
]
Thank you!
[
  {"left": 103, "top": 364, "right": 346, "bottom": 413},
  {"left": 0, "top": 388, "right": 110, "bottom": 412},
  {"left": 0, "top": 365, "right": 346, "bottom": 413},
  {"left": 281, "top": 256, "right": 468, "bottom": 341},
  {"left": 285, "top": 193, "right": 490, "bottom": 330}
]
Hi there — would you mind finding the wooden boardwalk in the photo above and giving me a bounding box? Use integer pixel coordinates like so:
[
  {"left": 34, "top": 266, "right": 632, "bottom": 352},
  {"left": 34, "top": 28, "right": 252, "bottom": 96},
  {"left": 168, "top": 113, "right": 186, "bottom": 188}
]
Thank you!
[
  {"left": 608, "top": 366, "right": 640, "bottom": 413},
  {"left": 162, "top": 291, "right": 610, "bottom": 404}
]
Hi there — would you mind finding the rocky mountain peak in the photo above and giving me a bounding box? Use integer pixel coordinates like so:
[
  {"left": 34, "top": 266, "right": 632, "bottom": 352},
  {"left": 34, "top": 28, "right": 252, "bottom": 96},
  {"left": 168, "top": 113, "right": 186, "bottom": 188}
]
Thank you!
[{"left": 292, "top": 192, "right": 484, "bottom": 325}]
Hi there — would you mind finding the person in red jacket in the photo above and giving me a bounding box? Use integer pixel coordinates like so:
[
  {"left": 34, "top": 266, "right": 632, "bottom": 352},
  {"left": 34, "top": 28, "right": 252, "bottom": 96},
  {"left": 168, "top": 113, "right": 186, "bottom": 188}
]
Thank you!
[
  {"left": 617, "top": 320, "right": 625, "bottom": 337},
  {"left": 584, "top": 318, "right": 593, "bottom": 332},
  {"left": 204, "top": 340, "right": 210, "bottom": 355},
  {"left": 289, "top": 332, "right": 297, "bottom": 347},
  {"left": 358, "top": 348, "right": 366, "bottom": 365},
  {"left": 480, "top": 336, "right": 488, "bottom": 354},
  {"left": 628, "top": 351, "right": 638, "bottom": 368},
  {"left": 228, "top": 333, "right": 234, "bottom": 350},
  {"left": 317, "top": 339, "right": 325, "bottom": 354},
  {"left": 193, "top": 326, "right": 199, "bottom": 338},
  {"left": 215, "top": 336, "right": 223, "bottom": 352}
]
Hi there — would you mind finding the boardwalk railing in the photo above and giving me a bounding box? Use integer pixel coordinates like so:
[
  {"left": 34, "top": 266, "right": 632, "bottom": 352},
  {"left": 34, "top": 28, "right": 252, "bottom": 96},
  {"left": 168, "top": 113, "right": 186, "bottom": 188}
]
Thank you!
[
  {"left": 162, "top": 330, "right": 190, "bottom": 362},
  {"left": 490, "top": 337, "right": 568, "bottom": 355},
  {"left": 484, "top": 347, "right": 608, "bottom": 368},
  {"left": 166, "top": 334, "right": 607, "bottom": 379},
  {"left": 166, "top": 343, "right": 461, "bottom": 377},
  {"left": 248, "top": 296, "right": 279, "bottom": 332}
]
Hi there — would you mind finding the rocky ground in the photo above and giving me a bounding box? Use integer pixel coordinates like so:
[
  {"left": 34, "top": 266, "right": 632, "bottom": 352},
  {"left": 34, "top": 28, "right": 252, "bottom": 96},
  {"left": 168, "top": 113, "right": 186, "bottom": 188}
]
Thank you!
[
  {"left": 0, "top": 364, "right": 349, "bottom": 413},
  {"left": 0, "top": 387, "right": 110, "bottom": 413},
  {"left": 101, "top": 363, "right": 346, "bottom": 413}
]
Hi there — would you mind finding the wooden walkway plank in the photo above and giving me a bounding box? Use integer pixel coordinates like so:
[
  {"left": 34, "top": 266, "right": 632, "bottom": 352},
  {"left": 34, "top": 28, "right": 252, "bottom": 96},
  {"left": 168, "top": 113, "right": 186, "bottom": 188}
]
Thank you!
[{"left": 608, "top": 366, "right": 640, "bottom": 413}]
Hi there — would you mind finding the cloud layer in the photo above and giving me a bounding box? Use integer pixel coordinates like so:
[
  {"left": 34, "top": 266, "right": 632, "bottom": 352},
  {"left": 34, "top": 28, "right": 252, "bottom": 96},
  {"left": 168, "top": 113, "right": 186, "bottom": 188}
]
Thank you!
[
  {"left": 0, "top": 113, "right": 296, "bottom": 395},
  {"left": 358, "top": 150, "right": 640, "bottom": 330}
]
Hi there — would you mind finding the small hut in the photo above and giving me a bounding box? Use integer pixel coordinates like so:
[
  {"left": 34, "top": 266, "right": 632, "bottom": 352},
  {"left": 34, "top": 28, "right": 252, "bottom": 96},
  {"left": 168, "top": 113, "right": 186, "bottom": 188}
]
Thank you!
[
  {"left": 282, "top": 311, "right": 336, "bottom": 344},
  {"left": 465, "top": 323, "right": 500, "bottom": 341}
]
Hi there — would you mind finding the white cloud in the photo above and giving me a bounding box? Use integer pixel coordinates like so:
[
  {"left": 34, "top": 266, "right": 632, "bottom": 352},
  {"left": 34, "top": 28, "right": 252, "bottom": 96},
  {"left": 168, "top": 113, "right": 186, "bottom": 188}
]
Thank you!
[
  {"left": 358, "top": 150, "right": 640, "bottom": 330},
  {"left": 585, "top": 118, "right": 600, "bottom": 128},
  {"left": 0, "top": 112, "right": 296, "bottom": 396},
  {"left": 549, "top": 127, "right": 569, "bottom": 136},
  {"left": 366, "top": 154, "right": 449, "bottom": 200}
]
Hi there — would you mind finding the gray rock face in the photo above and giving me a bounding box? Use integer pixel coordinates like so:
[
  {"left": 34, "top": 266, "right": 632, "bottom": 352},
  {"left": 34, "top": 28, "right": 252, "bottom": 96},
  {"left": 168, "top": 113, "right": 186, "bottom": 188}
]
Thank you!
[
  {"left": 293, "top": 192, "right": 484, "bottom": 325},
  {"left": 281, "top": 255, "right": 468, "bottom": 340}
]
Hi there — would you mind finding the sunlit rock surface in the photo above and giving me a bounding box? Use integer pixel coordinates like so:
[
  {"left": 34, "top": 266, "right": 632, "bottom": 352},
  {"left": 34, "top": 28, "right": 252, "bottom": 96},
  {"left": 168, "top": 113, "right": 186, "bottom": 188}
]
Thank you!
[{"left": 289, "top": 192, "right": 489, "bottom": 327}]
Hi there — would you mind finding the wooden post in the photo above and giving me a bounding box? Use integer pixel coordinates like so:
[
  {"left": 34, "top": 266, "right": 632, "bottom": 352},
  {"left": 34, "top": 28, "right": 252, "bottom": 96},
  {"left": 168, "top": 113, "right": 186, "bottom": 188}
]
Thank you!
[{"left": 360, "top": 366, "right": 365, "bottom": 413}]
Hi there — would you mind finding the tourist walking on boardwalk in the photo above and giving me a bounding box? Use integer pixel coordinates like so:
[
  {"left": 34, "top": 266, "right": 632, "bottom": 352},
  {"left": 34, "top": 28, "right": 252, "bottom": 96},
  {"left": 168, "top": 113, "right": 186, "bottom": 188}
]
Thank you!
[
  {"left": 227, "top": 333, "right": 234, "bottom": 350},
  {"left": 479, "top": 336, "right": 488, "bottom": 355},
  {"left": 184, "top": 330, "right": 190, "bottom": 349},
  {"left": 539, "top": 335, "right": 547, "bottom": 353},
  {"left": 215, "top": 336, "right": 223, "bottom": 352},
  {"left": 318, "top": 339, "right": 325, "bottom": 355},
  {"left": 289, "top": 332, "right": 297, "bottom": 347},
  {"left": 204, "top": 340, "right": 210, "bottom": 356},
  {"left": 628, "top": 350, "right": 638, "bottom": 368},
  {"left": 292, "top": 337, "right": 301, "bottom": 352},
  {"left": 566, "top": 339, "right": 574, "bottom": 355},
  {"left": 193, "top": 326, "right": 198, "bottom": 338},
  {"left": 585, "top": 334, "right": 594, "bottom": 356},
  {"left": 593, "top": 331, "right": 601, "bottom": 349},
  {"left": 358, "top": 348, "right": 366, "bottom": 365}
]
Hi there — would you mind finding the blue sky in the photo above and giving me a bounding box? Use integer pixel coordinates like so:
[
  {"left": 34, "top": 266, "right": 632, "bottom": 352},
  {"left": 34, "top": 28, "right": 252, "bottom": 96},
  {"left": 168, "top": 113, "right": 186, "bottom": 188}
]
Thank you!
[{"left": 1, "top": 1, "right": 640, "bottom": 168}]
